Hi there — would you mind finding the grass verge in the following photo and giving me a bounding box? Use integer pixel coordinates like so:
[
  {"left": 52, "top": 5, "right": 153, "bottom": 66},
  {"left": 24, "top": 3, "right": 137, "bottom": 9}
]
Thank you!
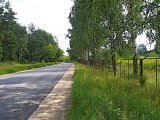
[
  {"left": 68, "top": 63, "right": 160, "bottom": 120},
  {"left": 0, "top": 61, "right": 58, "bottom": 75}
]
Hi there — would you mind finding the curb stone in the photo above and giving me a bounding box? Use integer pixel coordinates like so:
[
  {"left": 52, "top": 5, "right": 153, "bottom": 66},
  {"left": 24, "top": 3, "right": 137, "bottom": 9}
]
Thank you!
[{"left": 28, "top": 64, "right": 75, "bottom": 120}]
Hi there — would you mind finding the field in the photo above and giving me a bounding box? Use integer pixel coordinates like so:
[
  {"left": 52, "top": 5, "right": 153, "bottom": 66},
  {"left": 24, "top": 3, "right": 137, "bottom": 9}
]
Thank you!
[
  {"left": 90, "top": 58, "right": 160, "bottom": 88},
  {"left": 68, "top": 63, "right": 160, "bottom": 120},
  {"left": 0, "top": 61, "right": 58, "bottom": 75},
  {"left": 116, "top": 58, "right": 160, "bottom": 87}
]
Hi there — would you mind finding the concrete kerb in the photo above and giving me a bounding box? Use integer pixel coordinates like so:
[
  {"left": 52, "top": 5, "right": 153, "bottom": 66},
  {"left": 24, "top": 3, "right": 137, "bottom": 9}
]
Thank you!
[{"left": 28, "top": 63, "right": 75, "bottom": 120}]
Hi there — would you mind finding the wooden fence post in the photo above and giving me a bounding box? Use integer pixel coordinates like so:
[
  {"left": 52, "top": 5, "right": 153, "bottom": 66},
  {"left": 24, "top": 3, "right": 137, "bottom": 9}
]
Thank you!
[
  {"left": 140, "top": 59, "right": 143, "bottom": 77},
  {"left": 128, "top": 60, "right": 130, "bottom": 80},
  {"left": 156, "top": 59, "right": 158, "bottom": 92},
  {"left": 120, "top": 60, "right": 121, "bottom": 78}
]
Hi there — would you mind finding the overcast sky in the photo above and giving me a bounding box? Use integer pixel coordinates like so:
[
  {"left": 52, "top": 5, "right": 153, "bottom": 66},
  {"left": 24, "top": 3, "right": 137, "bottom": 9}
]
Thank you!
[
  {"left": 10, "top": 0, "right": 73, "bottom": 55},
  {"left": 9, "top": 0, "right": 153, "bottom": 54}
]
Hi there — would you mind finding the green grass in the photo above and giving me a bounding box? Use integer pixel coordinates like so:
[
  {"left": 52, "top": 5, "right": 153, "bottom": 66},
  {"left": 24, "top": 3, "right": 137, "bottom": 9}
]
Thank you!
[
  {"left": 0, "top": 61, "right": 58, "bottom": 75},
  {"left": 113, "top": 59, "right": 160, "bottom": 87},
  {"left": 68, "top": 63, "right": 160, "bottom": 120}
]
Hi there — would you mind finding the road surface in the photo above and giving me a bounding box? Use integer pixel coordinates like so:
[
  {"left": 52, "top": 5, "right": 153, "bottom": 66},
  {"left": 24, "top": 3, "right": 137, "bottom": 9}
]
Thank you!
[{"left": 0, "top": 63, "right": 72, "bottom": 120}]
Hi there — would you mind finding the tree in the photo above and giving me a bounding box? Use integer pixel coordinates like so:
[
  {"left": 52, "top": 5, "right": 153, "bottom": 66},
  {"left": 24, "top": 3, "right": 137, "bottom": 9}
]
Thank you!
[
  {"left": 0, "top": 1, "right": 18, "bottom": 61},
  {"left": 124, "top": 0, "right": 144, "bottom": 74},
  {"left": 13, "top": 23, "right": 28, "bottom": 62},
  {"left": 68, "top": 0, "right": 91, "bottom": 61},
  {"left": 68, "top": 0, "right": 107, "bottom": 61},
  {"left": 55, "top": 48, "right": 64, "bottom": 61},
  {"left": 1, "top": 30, "right": 17, "bottom": 61},
  {"left": 0, "top": 0, "right": 5, "bottom": 60},
  {"left": 43, "top": 44, "right": 56, "bottom": 62},
  {"left": 99, "top": 0, "right": 125, "bottom": 75},
  {"left": 137, "top": 44, "right": 147, "bottom": 56},
  {"left": 68, "top": 0, "right": 130, "bottom": 75},
  {"left": 0, "top": 1, "right": 63, "bottom": 63},
  {"left": 28, "top": 23, "right": 35, "bottom": 34},
  {"left": 143, "top": 0, "right": 160, "bottom": 53},
  {"left": 28, "top": 26, "right": 57, "bottom": 62}
]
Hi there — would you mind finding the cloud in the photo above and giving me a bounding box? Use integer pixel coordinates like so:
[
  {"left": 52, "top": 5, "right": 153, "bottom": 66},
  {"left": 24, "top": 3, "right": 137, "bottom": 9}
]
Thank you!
[{"left": 10, "top": 0, "right": 73, "bottom": 55}]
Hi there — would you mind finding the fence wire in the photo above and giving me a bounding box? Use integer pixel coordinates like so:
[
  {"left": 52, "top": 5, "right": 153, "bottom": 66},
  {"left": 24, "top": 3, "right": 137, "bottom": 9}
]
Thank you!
[{"left": 80, "top": 58, "right": 160, "bottom": 91}]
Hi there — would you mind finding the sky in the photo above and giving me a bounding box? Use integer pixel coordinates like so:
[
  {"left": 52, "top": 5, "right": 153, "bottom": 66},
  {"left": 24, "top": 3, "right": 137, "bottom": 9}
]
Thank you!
[
  {"left": 9, "top": 0, "right": 153, "bottom": 55},
  {"left": 10, "top": 0, "right": 74, "bottom": 55}
]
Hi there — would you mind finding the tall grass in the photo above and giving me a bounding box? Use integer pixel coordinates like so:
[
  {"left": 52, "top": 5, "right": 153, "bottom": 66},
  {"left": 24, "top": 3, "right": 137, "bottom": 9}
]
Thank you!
[
  {"left": 68, "top": 63, "right": 160, "bottom": 120},
  {"left": 115, "top": 59, "right": 160, "bottom": 87},
  {"left": 0, "top": 61, "right": 58, "bottom": 75}
]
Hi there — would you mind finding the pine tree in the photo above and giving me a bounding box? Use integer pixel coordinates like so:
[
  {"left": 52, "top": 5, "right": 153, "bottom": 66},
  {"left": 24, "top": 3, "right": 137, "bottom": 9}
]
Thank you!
[{"left": 0, "top": 1, "right": 17, "bottom": 61}]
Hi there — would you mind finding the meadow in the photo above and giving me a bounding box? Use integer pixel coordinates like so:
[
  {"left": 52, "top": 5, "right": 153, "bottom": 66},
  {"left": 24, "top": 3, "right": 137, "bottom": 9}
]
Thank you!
[
  {"left": 68, "top": 62, "right": 160, "bottom": 120},
  {"left": 0, "top": 61, "right": 58, "bottom": 75}
]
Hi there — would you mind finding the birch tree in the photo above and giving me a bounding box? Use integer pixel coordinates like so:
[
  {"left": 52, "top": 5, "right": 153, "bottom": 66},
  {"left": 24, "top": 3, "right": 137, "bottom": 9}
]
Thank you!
[{"left": 125, "top": 0, "right": 144, "bottom": 74}]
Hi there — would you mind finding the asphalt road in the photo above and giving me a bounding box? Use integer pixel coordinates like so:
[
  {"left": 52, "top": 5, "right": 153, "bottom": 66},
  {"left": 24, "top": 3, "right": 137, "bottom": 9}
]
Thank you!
[{"left": 0, "top": 63, "right": 72, "bottom": 120}]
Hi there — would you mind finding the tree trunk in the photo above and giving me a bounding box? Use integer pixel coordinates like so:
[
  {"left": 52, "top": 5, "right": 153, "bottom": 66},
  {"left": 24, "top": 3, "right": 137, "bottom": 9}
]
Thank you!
[
  {"left": 18, "top": 48, "right": 23, "bottom": 62},
  {"left": 129, "top": 0, "right": 138, "bottom": 75},
  {"left": 132, "top": 36, "right": 138, "bottom": 74},
  {"left": 110, "top": 38, "right": 116, "bottom": 76}
]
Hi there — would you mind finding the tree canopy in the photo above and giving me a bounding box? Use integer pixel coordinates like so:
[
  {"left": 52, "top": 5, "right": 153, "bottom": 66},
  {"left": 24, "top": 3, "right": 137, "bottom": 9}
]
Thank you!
[{"left": 68, "top": 0, "right": 160, "bottom": 74}]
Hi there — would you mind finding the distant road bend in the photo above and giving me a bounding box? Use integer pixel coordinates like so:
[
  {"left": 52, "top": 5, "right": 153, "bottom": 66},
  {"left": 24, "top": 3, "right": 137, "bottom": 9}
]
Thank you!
[{"left": 0, "top": 63, "right": 72, "bottom": 120}]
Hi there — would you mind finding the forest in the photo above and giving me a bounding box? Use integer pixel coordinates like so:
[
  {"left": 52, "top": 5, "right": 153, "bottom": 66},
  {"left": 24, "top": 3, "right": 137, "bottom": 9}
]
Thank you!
[
  {"left": 0, "top": 1, "right": 64, "bottom": 63},
  {"left": 68, "top": 0, "right": 160, "bottom": 74}
]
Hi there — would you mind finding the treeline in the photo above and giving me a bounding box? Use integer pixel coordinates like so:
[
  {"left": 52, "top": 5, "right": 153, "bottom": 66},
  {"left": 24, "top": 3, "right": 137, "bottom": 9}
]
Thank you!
[
  {"left": 68, "top": 0, "right": 159, "bottom": 74},
  {"left": 0, "top": 1, "right": 64, "bottom": 63},
  {"left": 137, "top": 43, "right": 160, "bottom": 57}
]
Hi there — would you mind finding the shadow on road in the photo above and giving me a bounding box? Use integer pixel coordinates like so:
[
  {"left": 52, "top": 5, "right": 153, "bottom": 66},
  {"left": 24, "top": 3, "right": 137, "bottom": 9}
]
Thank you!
[{"left": 0, "top": 63, "right": 72, "bottom": 120}]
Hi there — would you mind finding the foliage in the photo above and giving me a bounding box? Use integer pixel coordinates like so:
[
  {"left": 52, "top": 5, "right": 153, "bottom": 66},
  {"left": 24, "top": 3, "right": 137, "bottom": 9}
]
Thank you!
[
  {"left": 0, "top": 1, "right": 17, "bottom": 61},
  {"left": 142, "top": 0, "right": 160, "bottom": 54},
  {"left": 55, "top": 48, "right": 64, "bottom": 62},
  {"left": 137, "top": 44, "right": 147, "bottom": 56},
  {"left": 68, "top": 0, "right": 157, "bottom": 74},
  {"left": 143, "top": 0, "right": 160, "bottom": 43},
  {"left": 28, "top": 28, "right": 58, "bottom": 62},
  {"left": 13, "top": 23, "right": 28, "bottom": 62},
  {"left": 43, "top": 44, "right": 56, "bottom": 62},
  {"left": 64, "top": 56, "right": 72, "bottom": 63},
  {"left": 147, "top": 52, "right": 158, "bottom": 57}
]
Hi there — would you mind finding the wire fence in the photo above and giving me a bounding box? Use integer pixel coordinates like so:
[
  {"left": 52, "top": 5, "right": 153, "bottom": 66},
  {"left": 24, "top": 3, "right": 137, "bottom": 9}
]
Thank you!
[{"left": 80, "top": 58, "right": 160, "bottom": 91}]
